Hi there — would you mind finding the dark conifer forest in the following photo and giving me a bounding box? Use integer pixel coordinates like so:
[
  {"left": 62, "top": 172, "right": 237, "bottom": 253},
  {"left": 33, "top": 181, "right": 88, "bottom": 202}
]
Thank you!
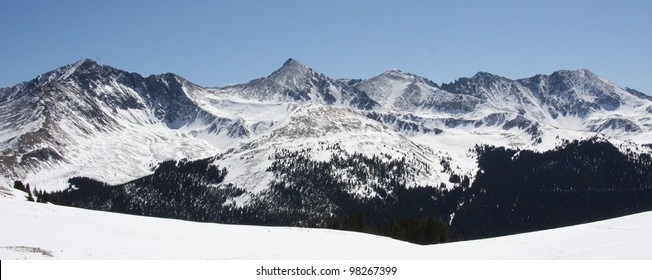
[
  {"left": 31, "top": 138, "right": 652, "bottom": 244},
  {"left": 452, "top": 138, "right": 652, "bottom": 239}
]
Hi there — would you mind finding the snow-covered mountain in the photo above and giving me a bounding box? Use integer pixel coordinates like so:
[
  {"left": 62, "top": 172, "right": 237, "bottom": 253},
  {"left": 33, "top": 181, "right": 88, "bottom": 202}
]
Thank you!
[
  {"left": 0, "top": 59, "right": 652, "bottom": 243},
  {"left": 441, "top": 69, "right": 652, "bottom": 134},
  {"left": 0, "top": 59, "right": 249, "bottom": 189},
  {"left": 212, "top": 58, "right": 377, "bottom": 110},
  {"left": 2, "top": 59, "right": 652, "bottom": 240},
  {"left": 355, "top": 69, "right": 482, "bottom": 114},
  {"left": 212, "top": 103, "right": 450, "bottom": 197}
]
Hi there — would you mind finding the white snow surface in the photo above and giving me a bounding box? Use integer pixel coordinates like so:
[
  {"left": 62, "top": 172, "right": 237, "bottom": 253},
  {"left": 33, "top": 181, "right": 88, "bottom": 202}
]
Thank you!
[
  {"left": 1, "top": 187, "right": 651, "bottom": 260},
  {"left": 2, "top": 58, "right": 652, "bottom": 200},
  {"left": 214, "top": 103, "right": 449, "bottom": 199}
]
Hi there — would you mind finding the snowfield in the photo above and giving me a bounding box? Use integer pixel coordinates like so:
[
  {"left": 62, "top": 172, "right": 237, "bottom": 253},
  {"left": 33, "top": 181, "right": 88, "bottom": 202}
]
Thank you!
[{"left": 1, "top": 187, "right": 651, "bottom": 260}]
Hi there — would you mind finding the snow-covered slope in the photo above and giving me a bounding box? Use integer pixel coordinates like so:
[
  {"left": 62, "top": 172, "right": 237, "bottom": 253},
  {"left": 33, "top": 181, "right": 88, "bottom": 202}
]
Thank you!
[
  {"left": 210, "top": 59, "right": 377, "bottom": 110},
  {"left": 0, "top": 60, "right": 248, "bottom": 190},
  {"left": 441, "top": 69, "right": 652, "bottom": 135},
  {"left": 355, "top": 69, "right": 482, "bottom": 114},
  {"left": 1, "top": 187, "right": 650, "bottom": 260},
  {"left": 1, "top": 58, "right": 651, "bottom": 197},
  {"left": 212, "top": 103, "right": 455, "bottom": 198}
]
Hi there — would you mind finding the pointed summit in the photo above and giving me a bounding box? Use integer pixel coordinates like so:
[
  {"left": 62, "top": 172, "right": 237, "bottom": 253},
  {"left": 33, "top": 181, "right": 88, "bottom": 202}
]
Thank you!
[
  {"left": 27, "top": 58, "right": 109, "bottom": 87},
  {"left": 64, "top": 58, "right": 103, "bottom": 74},
  {"left": 53, "top": 58, "right": 127, "bottom": 84},
  {"left": 223, "top": 58, "right": 376, "bottom": 109},
  {"left": 75, "top": 58, "right": 100, "bottom": 66},
  {"left": 273, "top": 58, "right": 311, "bottom": 77},
  {"left": 65, "top": 58, "right": 104, "bottom": 72},
  {"left": 282, "top": 58, "right": 303, "bottom": 67},
  {"left": 264, "top": 58, "right": 313, "bottom": 88}
]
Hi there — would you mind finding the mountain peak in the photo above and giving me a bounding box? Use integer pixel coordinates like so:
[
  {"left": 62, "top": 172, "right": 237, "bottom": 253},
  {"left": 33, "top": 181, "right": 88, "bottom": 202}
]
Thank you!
[
  {"left": 75, "top": 58, "right": 99, "bottom": 65},
  {"left": 68, "top": 58, "right": 107, "bottom": 73},
  {"left": 383, "top": 68, "right": 404, "bottom": 74},
  {"left": 282, "top": 58, "right": 303, "bottom": 67},
  {"left": 278, "top": 58, "right": 310, "bottom": 72},
  {"left": 376, "top": 68, "right": 427, "bottom": 81},
  {"left": 471, "top": 71, "right": 505, "bottom": 80},
  {"left": 68, "top": 58, "right": 103, "bottom": 71},
  {"left": 550, "top": 68, "right": 600, "bottom": 79},
  {"left": 376, "top": 69, "right": 420, "bottom": 80},
  {"left": 28, "top": 58, "right": 108, "bottom": 86},
  {"left": 264, "top": 58, "right": 313, "bottom": 85},
  {"left": 577, "top": 68, "right": 593, "bottom": 74}
]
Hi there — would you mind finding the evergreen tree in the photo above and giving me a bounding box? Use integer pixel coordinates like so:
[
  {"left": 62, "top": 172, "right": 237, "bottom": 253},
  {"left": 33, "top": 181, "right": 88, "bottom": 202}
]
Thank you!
[
  {"left": 13, "top": 181, "right": 26, "bottom": 192},
  {"left": 352, "top": 210, "right": 365, "bottom": 232},
  {"left": 26, "top": 183, "right": 34, "bottom": 202}
]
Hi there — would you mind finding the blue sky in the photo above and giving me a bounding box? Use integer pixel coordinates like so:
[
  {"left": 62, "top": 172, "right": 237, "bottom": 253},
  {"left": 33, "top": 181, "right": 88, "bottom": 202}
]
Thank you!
[{"left": 1, "top": 0, "right": 651, "bottom": 94}]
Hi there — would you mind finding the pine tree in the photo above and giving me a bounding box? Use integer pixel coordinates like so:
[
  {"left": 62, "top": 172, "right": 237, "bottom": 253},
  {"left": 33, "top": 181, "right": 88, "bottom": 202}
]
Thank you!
[
  {"left": 353, "top": 210, "right": 365, "bottom": 232},
  {"left": 13, "top": 181, "right": 26, "bottom": 192},
  {"left": 26, "top": 183, "right": 34, "bottom": 202}
]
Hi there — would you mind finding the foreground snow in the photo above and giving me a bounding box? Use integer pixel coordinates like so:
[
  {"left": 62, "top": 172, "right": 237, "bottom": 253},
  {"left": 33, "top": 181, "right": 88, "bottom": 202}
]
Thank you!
[{"left": 1, "top": 188, "right": 651, "bottom": 260}]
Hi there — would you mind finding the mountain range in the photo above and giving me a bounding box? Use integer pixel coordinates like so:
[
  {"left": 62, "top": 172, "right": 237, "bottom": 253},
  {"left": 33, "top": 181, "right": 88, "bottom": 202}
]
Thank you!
[{"left": 2, "top": 58, "right": 652, "bottom": 241}]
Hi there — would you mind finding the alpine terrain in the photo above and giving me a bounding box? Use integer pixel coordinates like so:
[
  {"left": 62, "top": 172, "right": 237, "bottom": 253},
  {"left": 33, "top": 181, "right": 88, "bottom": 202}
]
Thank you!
[{"left": 2, "top": 58, "right": 652, "bottom": 242}]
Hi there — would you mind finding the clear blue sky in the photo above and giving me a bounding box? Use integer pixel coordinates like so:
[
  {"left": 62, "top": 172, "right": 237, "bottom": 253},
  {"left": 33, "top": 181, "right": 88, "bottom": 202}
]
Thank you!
[{"left": 2, "top": 0, "right": 651, "bottom": 94}]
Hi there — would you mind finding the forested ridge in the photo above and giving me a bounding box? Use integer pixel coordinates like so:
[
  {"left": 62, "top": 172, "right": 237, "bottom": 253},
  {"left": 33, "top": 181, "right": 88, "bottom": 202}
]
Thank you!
[
  {"left": 26, "top": 138, "right": 652, "bottom": 244},
  {"left": 452, "top": 138, "right": 652, "bottom": 239}
]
